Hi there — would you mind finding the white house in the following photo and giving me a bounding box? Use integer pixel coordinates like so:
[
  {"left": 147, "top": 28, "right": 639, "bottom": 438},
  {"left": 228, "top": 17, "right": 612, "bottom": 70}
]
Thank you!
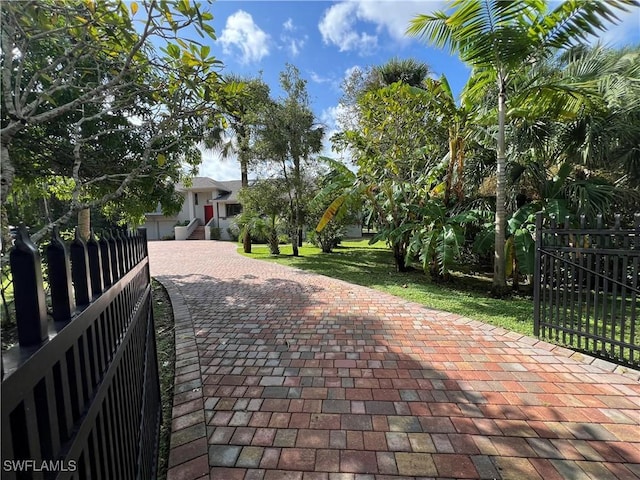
[{"left": 142, "top": 177, "right": 243, "bottom": 240}]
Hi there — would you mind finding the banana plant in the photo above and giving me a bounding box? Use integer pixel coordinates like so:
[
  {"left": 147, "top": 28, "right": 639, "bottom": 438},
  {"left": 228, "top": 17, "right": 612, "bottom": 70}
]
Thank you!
[
  {"left": 408, "top": 0, "right": 639, "bottom": 292},
  {"left": 404, "top": 200, "right": 478, "bottom": 280},
  {"left": 472, "top": 199, "right": 571, "bottom": 288}
]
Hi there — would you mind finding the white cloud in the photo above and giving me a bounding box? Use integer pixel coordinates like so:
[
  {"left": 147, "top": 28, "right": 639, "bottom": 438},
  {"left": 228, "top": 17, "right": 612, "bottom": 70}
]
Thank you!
[
  {"left": 198, "top": 148, "right": 242, "bottom": 181},
  {"left": 219, "top": 10, "right": 270, "bottom": 64},
  {"left": 318, "top": 1, "right": 441, "bottom": 54},
  {"left": 285, "top": 35, "right": 307, "bottom": 57},
  {"left": 283, "top": 18, "right": 294, "bottom": 32},
  {"left": 356, "top": 1, "right": 438, "bottom": 41},
  {"left": 280, "top": 18, "right": 307, "bottom": 57},
  {"left": 318, "top": 2, "right": 378, "bottom": 55},
  {"left": 310, "top": 71, "right": 332, "bottom": 84}
]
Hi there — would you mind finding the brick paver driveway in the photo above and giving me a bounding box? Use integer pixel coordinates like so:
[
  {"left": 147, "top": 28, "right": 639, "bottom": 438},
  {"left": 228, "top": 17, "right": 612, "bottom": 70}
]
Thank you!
[{"left": 149, "top": 240, "right": 640, "bottom": 480}]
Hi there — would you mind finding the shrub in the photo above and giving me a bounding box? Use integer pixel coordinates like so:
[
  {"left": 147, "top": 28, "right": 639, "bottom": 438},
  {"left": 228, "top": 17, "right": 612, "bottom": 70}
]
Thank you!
[
  {"left": 227, "top": 226, "right": 239, "bottom": 242},
  {"left": 209, "top": 227, "right": 221, "bottom": 240},
  {"left": 308, "top": 227, "right": 344, "bottom": 253}
]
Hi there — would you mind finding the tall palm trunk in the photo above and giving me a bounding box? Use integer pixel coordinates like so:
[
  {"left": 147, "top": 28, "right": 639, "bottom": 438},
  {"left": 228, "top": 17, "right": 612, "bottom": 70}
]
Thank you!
[
  {"left": 454, "top": 136, "right": 465, "bottom": 203},
  {"left": 444, "top": 132, "right": 456, "bottom": 207},
  {"left": 291, "top": 156, "right": 302, "bottom": 257},
  {"left": 493, "top": 76, "right": 507, "bottom": 294},
  {"left": 444, "top": 132, "right": 465, "bottom": 207},
  {"left": 292, "top": 197, "right": 300, "bottom": 257},
  {"left": 239, "top": 125, "right": 252, "bottom": 253}
]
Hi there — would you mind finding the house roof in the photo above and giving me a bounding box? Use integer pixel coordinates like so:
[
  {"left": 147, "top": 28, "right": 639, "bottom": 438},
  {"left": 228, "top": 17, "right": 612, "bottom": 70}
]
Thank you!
[
  {"left": 214, "top": 180, "right": 243, "bottom": 202},
  {"left": 177, "top": 176, "right": 230, "bottom": 192},
  {"left": 176, "top": 177, "right": 245, "bottom": 203}
]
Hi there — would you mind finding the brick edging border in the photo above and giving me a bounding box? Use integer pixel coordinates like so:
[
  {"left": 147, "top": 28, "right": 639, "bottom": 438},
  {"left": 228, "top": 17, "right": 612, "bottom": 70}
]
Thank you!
[{"left": 156, "top": 276, "right": 210, "bottom": 480}]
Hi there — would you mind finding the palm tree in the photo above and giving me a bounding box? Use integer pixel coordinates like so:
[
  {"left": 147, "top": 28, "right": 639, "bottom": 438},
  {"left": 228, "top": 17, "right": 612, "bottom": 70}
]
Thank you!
[
  {"left": 408, "top": 0, "right": 639, "bottom": 293},
  {"left": 204, "top": 75, "right": 271, "bottom": 186},
  {"left": 374, "top": 57, "right": 430, "bottom": 88},
  {"left": 509, "top": 44, "right": 640, "bottom": 220},
  {"left": 204, "top": 75, "right": 270, "bottom": 252}
]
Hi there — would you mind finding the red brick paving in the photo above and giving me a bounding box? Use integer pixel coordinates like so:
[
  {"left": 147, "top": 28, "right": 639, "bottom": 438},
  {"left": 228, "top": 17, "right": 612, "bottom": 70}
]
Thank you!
[{"left": 150, "top": 241, "right": 640, "bottom": 480}]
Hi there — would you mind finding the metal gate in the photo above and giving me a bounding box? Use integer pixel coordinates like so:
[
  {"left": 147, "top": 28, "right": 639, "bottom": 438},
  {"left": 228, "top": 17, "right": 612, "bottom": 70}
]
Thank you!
[{"left": 533, "top": 212, "right": 640, "bottom": 368}]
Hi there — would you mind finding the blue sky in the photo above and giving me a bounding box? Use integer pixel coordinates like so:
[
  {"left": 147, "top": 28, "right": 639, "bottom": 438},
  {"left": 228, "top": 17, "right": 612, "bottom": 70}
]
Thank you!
[{"left": 197, "top": 0, "right": 640, "bottom": 181}]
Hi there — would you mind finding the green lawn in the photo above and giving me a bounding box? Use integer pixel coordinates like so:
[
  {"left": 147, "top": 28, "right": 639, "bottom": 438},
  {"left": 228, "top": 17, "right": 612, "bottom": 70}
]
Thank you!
[{"left": 240, "top": 239, "right": 535, "bottom": 336}]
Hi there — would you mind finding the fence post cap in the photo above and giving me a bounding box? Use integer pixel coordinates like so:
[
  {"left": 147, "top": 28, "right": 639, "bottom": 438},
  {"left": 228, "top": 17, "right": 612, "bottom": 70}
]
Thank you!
[{"left": 12, "top": 224, "right": 37, "bottom": 254}]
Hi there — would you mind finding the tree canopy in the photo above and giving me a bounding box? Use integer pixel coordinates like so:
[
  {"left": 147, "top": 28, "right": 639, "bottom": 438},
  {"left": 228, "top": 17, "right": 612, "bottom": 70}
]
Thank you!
[
  {"left": 1, "top": 0, "right": 236, "bottom": 242},
  {"left": 408, "top": 0, "right": 639, "bottom": 292}
]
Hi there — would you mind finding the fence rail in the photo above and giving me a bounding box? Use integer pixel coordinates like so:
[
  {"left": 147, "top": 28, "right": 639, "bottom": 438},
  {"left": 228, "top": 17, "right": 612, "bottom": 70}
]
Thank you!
[
  {"left": 533, "top": 212, "right": 640, "bottom": 368},
  {"left": 1, "top": 226, "right": 160, "bottom": 480}
]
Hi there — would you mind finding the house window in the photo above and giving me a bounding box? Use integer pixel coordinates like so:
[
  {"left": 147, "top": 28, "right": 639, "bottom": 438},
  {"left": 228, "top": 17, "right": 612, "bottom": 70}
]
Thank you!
[
  {"left": 194, "top": 193, "right": 199, "bottom": 205},
  {"left": 226, "top": 203, "right": 242, "bottom": 216}
]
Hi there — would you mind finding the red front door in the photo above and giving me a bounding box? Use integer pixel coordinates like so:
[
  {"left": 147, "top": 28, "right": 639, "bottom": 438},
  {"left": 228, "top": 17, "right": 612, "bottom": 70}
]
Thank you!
[{"left": 204, "top": 205, "right": 213, "bottom": 224}]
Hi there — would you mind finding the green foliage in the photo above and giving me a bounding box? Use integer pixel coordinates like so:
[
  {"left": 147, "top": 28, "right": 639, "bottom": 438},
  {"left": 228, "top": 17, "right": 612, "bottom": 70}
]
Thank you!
[
  {"left": 333, "top": 80, "right": 448, "bottom": 271},
  {"left": 209, "top": 227, "right": 221, "bottom": 240},
  {"left": 238, "top": 179, "right": 290, "bottom": 254},
  {"left": 310, "top": 159, "right": 362, "bottom": 253},
  {"left": 1, "top": 0, "right": 232, "bottom": 242},
  {"left": 203, "top": 74, "right": 272, "bottom": 187},
  {"left": 404, "top": 200, "right": 472, "bottom": 280},
  {"left": 252, "top": 64, "right": 324, "bottom": 256},
  {"left": 408, "top": 0, "right": 639, "bottom": 291}
]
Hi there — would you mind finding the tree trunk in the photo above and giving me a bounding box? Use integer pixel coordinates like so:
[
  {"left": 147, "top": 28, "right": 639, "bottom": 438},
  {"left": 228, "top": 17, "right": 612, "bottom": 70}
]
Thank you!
[
  {"left": 240, "top": 158, "right": 249, "bottom": 190},
  {"left": 268, "top": 215, "right": 280, "bottom": 254},
  {"left": 292, "top": 157, "right": 302, "bottom": 257},
  {"left": 242, "top": 231, "right": 252, "bottom": 253},
  {"left": 0, "top": 205, "right": 10, "bottom": 253},
  {"left": 493, "top": 78, "right": 508, "bottom": 295},
  {"left": 78, "top": 208, "right": 91, "bottom": 241},
  {"left": 393, "top": 242, "right": 407, "bottom": 272},
  {"left": 455, "top": 137, "right": 465, "bottom": 203},
  {"left": 0, "top": 140, "right": 15, "bottom": 211},
  {"left": 239, "top": 129, "right": 252, "bottom": 253},
  {"left": 444, "top": 131, "right": 455, "bottom": 207},
  {"left": 291, "top": 231, "right": 299, "bottom": 256}
]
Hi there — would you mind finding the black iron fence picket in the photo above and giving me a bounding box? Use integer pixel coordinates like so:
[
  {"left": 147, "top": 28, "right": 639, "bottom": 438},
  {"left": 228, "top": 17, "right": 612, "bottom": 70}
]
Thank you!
[
  {"left": 1, "top": 226, "right": 160, "bottom": 479},
  {"left": 534, "top": 212, "right": 640, "bottom": 368}
]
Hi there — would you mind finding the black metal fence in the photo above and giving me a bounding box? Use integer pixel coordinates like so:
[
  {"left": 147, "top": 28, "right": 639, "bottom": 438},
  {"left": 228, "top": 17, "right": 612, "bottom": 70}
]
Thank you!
[
  {"left": 1, "top": 226, "right": 160, "bottom": 479},
  {"left": 534, "top": 212, "right": 640, "bottom": 368}
]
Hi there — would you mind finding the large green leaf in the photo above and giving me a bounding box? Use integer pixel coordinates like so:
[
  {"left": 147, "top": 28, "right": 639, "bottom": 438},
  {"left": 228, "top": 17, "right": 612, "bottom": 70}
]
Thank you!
[
  {"left": 545, "top": 199, "right": 571, "bottom": 224},
  {"left": 536, "top": 0, "right": 640, "bottom": 52},
  {"left": 472, "top": 226, "right": 495, "bottom": 254},
  {"left": 514, "top": 228, "right": 536, "bottom": 275},
  {"left": 435, "top": 224, "right": 464, "bottom": 275},
  {"left": 507, "top": 204, "right": 538, "bottom": 235}
]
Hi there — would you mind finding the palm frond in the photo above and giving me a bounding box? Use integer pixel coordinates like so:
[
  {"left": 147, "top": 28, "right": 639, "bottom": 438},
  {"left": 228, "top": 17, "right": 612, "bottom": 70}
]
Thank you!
[{"left": 533, "top": 0, "right": 640, "bottom": 54}]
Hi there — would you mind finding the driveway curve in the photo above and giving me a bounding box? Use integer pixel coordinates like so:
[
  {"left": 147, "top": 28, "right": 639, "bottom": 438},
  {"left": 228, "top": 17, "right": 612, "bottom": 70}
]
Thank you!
[{"left": 148, "top": 240, "right": 640, "bottom": 480}]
